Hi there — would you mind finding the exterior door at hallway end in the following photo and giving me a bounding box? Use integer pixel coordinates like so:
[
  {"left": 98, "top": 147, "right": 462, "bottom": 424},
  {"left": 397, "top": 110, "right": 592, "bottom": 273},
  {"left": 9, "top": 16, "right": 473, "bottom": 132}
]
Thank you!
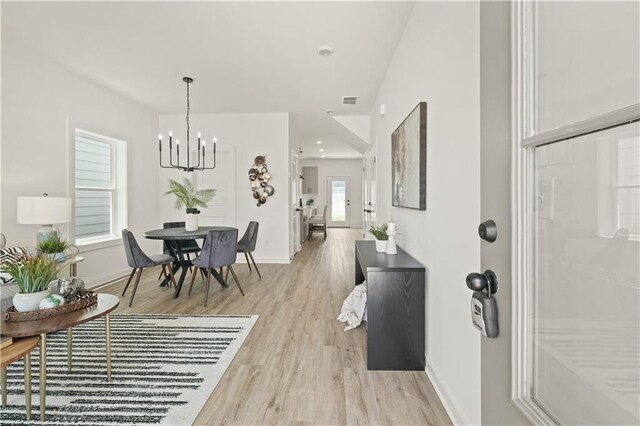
[{"left": 327, "top": 176, "right": 351, "bottom": 228}]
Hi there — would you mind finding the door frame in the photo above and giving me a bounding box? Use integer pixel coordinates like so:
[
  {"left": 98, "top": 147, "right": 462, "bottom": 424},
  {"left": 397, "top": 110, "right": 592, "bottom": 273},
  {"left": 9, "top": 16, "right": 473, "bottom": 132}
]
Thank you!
[{"left": 326, "top": 176, "right": 351, "bottom": 228}]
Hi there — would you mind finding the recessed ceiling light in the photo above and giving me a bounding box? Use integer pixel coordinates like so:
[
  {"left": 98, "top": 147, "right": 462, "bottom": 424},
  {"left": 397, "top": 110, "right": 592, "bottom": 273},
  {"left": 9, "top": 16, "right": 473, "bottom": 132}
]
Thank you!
[
  {"left": 316, "top": 140, "right": 323, "bottom": 144},
  {"left": 326, "top": 110, "right": 334, "bottom": 115},
  {"left": 316, "top": 46, "right": 334, "bottom": 57},
  {"left": 319, "top": 148, "right": 324, "bottom": 152},
  {"left": 321, "top": 155, "right": 326, "bottom": 158}
]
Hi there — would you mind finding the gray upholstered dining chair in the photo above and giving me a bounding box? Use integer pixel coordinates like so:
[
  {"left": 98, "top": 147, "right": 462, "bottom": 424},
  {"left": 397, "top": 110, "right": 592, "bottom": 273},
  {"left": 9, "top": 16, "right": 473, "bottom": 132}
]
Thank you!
[
  {"left": 121, "top": 229, "right": 176, "bottom": 307},
  {"left": 308, "top": 204, "right": 328, "bottom": 241},
  {"left": 237, "top": 221, "right": 261, "bottom": 279},
  {"left": 188, "top": 228, "right": 244, "bottom": 306}
]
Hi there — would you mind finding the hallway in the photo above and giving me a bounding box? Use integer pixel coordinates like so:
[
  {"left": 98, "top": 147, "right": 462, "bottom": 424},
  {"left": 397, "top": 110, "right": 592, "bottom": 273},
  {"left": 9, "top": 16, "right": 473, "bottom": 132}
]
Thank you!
[{"left": 99, "top": 228, "right": 451, "bottom": 425}]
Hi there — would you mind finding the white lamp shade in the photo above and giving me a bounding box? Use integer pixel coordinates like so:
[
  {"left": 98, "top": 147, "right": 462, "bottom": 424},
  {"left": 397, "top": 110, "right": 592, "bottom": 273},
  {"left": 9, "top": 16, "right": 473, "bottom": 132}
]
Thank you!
[{"left": 17, "top": 196, "right": 72, "bottom": 225}]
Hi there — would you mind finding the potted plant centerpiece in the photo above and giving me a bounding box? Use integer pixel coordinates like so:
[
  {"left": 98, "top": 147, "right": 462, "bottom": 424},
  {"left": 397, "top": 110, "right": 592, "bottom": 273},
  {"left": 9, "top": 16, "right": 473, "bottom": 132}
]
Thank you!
[
  {"left": 165, "top": 178, "right": 216, "bottom": 231},
  {"left": 369, "top": 224, "right": 389, "bottom": 253},
  {"left": 3, "top": 253, "right": 58, "bottom": 312},
  {"left": 37, "top": 234, "right": 70, "bottom": 263}
]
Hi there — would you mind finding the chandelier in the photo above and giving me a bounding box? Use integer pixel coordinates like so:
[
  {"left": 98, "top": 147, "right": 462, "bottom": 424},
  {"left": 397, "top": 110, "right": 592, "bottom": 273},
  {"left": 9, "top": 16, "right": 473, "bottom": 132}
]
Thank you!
[{"left": 158, "top": 77, "right": 217, "bottom": 172}]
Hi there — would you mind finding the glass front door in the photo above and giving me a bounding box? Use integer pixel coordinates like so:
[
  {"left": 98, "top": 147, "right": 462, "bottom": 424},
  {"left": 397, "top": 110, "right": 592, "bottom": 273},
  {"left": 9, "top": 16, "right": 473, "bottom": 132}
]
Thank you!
[{"left": 327, "top": 176, "right": 350, "bottom": 227}]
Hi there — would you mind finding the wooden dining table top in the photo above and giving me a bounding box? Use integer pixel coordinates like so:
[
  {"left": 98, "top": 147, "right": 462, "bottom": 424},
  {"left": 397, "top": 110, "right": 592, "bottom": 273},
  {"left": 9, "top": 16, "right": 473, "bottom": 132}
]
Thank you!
[
  {"left": 144, "top": 226, "right": 237, "bottom": 240},
  {"left": 1, "top": 294, "right": 120, "bottom": 338}
]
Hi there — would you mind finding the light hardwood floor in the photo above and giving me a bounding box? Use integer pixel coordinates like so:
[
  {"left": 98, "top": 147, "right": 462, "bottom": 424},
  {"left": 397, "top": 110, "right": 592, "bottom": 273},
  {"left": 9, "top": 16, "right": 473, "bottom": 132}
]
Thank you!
[{"left": 98, "top": 228, "right": 451, "bottom": 425}]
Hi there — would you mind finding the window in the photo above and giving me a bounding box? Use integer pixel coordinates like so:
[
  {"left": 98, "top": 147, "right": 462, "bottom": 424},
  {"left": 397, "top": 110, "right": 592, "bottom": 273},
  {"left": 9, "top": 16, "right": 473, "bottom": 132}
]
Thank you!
[
  {"left": 74, "top": 129, "right": 127, "bottom": 245},
  {"left": 513, "top": 2, "right": 640, "bottom": 425}
]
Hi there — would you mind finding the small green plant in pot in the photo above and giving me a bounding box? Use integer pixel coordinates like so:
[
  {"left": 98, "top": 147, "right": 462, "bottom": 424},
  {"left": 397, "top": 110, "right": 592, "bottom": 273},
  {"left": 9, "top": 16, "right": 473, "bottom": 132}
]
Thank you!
[
  {"left": 3, "top": 254, "right": 58, "bottom": 312},
  {"left": 370, "top": 224, "right": 389, "bottom": 253},
  {"left": 37, "top": 234, "right": 70, "bottom": 263},
  {"left": 165, "top": 178, "right": 216, "bottom": 231}
]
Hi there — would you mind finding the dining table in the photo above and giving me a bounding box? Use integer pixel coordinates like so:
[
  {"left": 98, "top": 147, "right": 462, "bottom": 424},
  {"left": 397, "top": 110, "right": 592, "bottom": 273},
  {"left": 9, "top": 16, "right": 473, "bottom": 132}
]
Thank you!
[{"left": 144, "top": 226, "right": 237, "bottom": 298}]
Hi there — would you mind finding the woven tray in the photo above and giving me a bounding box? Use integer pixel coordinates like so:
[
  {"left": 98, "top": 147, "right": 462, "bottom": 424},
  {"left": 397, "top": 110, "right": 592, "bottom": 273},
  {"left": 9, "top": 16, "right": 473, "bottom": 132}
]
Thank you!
[{"left": 4, "top": 291, "right": 98, "bottom": 322}]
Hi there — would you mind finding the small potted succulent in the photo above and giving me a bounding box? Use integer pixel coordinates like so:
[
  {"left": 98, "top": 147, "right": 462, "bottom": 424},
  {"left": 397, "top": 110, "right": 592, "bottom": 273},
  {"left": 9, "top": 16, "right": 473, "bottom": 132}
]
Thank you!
[
  {"left": 369, "top": 224, "right": 389, "bottom": 253},
  {"left": 2, "top": 253, "right": 58, "bottom": 312},
  {"left": 37, "top": 234, "right": 70, "bottom": 263},
  {"left": 165, "top": 178, "right": 216, "bottom": 231}
]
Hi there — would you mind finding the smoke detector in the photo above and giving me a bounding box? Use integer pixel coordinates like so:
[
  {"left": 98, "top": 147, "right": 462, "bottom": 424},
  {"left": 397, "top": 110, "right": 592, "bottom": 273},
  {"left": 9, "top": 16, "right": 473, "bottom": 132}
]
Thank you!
[
  {"left": 342, "top": 96, "right": 357, "bottom": 105},
  {"left": 316, "top": 45, "right": 334, "bottom": 57}
]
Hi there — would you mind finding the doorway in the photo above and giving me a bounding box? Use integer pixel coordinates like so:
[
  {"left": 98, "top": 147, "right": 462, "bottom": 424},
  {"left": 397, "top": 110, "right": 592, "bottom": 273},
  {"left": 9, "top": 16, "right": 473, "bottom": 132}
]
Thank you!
[{"left": 326, "top": 176, "right": 350, "bottom": 227}]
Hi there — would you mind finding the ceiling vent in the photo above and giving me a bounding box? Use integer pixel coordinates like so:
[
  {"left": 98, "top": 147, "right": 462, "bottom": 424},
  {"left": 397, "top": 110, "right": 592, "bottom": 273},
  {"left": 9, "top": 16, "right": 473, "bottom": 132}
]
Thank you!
[{"left": 342, "top": 96, "right": 358, "bottom": 105}]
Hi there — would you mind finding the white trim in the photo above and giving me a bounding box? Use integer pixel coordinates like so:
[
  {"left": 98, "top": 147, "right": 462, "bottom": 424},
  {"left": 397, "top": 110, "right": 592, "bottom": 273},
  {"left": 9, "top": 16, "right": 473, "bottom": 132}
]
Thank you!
[
  {"left": 510, "top": 2, "right": 557, "bottom": 424},
  {"left": 76, "top": 236, "right": 123, "bottom": 253},
  {"left": 84, "top": 268, "right": 130, "bottom": 290},
  {"left": 523, "top": 104, "right": 640, "bottom": 148},
  {"left": 424, "top": 359, "right": 468, "bottom": 426}
]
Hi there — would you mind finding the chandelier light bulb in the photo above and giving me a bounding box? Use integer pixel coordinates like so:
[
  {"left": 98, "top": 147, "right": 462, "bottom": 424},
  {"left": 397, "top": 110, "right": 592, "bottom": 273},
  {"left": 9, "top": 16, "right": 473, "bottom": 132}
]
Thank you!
[
  {"left": 198, "top": 132, "right": 201, "bottom": 138},
  {"left": 169, "top": 131, "right": 173, "bottom": 137},
  {"left": 213, "top": 137, "right": 218, "bottom": 142},
  {"left": 176, "top": 140, "right": 179, "bottom": 145},
  {"left": 203, "top": 140, "right": 206, "bottom": 146},
  {"left": 159, "top": 134, "right": 163, "bottom": 140}
]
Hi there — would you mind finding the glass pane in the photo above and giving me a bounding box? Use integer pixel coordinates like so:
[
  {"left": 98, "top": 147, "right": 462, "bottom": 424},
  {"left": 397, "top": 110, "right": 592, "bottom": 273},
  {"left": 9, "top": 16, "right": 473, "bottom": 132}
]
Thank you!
[
  {"left": 75, "top": 190, "right": 112, "bottom": 240},
  {"left": 331, "top": 180, "right": 346, "bottom": 222},
  {"left": 531, "top": 122, "right": 640, "bottom": 424},
  {"left": 533, "top": 2, "right": 640, "bottom": 135},
  {"left": 75, "top": 136, "right": 112, "bottom": 188}
]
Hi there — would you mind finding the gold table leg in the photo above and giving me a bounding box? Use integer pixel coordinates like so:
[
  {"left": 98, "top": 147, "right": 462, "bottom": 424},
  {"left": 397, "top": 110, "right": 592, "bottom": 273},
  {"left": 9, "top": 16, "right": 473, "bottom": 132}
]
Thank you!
[
  {"left": 39, "top": 333, "right": 46, "bottom": 421},
  {"left": 1, "top": 365, "right": 6, "bottom": 407},
  {"left": 67, "top": 328, "right": 73, "bottom": 371},
  {"left": 106, "top": 314, "right": 112, "bottom": 380},
  {"left": 24, "top": 353, "right": 31, "bottom": 421},
  {"left": 70, "top": 262, "right": 77, "bottom": 277}
]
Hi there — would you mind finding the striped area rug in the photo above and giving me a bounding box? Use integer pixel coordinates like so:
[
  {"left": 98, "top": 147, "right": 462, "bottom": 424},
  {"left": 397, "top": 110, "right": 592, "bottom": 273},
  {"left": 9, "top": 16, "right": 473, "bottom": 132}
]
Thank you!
[{"left": 1, "top": 314, "right": 258, "bottom": 425}]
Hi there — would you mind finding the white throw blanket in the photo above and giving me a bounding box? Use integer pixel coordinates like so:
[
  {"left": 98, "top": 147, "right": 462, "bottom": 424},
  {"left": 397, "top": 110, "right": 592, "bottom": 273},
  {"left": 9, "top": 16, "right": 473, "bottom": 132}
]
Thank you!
[{"left": 337, "top": 282, "right": 367, "bottom": 331}]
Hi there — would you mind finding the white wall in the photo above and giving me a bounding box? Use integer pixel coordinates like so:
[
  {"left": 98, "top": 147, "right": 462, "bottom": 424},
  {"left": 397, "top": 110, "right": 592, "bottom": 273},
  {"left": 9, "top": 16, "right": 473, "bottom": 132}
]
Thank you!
[
  {"left": 300, "top": 159, "right": 363, "bottom": 229},
  {"left": 1, "top": 43, "right": 159, "bottom": 286},
  {"left": 369, "top": 2, "right": 481, "bottom": 424},
  {"left": 158, "top": 113, "right": 291, "bottom": 263}
]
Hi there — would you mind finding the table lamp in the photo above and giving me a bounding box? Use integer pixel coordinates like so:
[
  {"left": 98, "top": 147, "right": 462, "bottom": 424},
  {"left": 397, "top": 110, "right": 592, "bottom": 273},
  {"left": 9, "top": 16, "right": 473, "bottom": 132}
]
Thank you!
[{"left": 17, "top": 194, "right": 72, "bottom": 243}]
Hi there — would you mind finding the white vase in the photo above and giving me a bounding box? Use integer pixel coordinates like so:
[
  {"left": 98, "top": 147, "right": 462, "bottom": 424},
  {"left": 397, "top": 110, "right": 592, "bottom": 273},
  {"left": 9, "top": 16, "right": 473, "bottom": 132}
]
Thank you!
[
  {"left": 13, "top": 289, "right": 51, "bottom": 312},
  {"left": 185, "top": 213, "right": 199, "bottom": 231},
  {"left": 375, "top": 240, "right": 387, "bottom": 253}
]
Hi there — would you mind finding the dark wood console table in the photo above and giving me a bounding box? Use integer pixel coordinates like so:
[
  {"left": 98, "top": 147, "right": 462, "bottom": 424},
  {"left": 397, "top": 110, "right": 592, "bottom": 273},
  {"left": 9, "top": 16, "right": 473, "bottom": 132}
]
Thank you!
[{"left": 355, "top": 240, "right": 425, "bottom": 371}]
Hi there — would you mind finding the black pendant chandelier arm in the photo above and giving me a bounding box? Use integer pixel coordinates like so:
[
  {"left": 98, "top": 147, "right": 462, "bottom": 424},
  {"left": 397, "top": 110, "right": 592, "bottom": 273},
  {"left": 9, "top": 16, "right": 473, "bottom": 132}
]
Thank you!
[{"left": 158, "top": 77, "right": 216, "bottom": 172}]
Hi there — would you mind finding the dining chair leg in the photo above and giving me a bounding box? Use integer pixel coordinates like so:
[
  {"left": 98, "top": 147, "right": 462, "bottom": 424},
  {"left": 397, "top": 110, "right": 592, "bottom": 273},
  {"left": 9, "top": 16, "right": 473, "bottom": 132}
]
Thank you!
[
  {"left": 225, "top": 266, "right": 230, "bottom": 284},
  {"left": 204, "top": 269, "right": 212, "bottom": 307},
  {"left": 244, "top": 252, "right": 252, "bottom": 272},
  {"left": 128, "top": 269, "right": 144, "bottom": 307},
  {"left": 166, "top": 264, "right": 177, "bottom": 288},
  {"left": 228, "top": 265, "right": 245, "bottom": 296},
  {"left": 323, "top": 224, "right": 327, "bottom": 241},
  {"left": 122, "top": 268, "right": 137, "bottom": 296},
  {"left": 248, "top": 252, "right": 262, "bottom": 279},
  {"left": 188, "top": 267, "right": 198, "bottom": 296},
  {"left": 161, "top": 264, "right": 169, "bottom": 285}
]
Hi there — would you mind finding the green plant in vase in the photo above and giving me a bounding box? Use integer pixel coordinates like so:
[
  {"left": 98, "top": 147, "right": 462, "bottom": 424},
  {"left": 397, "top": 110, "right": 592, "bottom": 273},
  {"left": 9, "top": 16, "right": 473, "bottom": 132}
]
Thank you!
[
  {"left": 165, "top": 178, "right": 216, "bottom": 231},
  {"left": 2, "top": 254, "right": 59, "bottom": 311},
  {"left": 37, "top": 234, "right": 70, "bottom": 263},
  {"left": 369, "top": 224, "right": 389, "bottom": 253}
]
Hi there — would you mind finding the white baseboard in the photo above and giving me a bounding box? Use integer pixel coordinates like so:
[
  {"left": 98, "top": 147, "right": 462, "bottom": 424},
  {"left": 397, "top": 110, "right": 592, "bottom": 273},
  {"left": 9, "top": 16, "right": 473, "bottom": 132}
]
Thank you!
[
  {"left": 85, "top": 268, "right": 130, "bottom": 290},
  {"left": 424, "top": 358, "right": 470, "bottom": 426}
]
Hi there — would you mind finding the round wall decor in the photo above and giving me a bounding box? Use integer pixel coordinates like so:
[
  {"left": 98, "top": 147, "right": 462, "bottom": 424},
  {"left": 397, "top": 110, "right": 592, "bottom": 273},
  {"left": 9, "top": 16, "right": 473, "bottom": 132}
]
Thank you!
[{"left": 249, "top": 155, "right": 274, "bottom": 207}]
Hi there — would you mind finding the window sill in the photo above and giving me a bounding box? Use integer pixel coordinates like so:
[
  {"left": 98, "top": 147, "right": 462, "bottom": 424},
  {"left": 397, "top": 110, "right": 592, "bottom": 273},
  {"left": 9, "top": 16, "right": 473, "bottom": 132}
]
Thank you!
[{"left": 76, "top": 236, "right": 123, "bottom": 253}]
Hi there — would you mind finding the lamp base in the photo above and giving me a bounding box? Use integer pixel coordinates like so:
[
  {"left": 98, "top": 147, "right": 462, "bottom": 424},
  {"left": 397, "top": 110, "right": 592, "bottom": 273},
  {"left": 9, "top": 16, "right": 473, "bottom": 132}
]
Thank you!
[{"left": 37, "top": 225, "right": 59, "bottom": 244}]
